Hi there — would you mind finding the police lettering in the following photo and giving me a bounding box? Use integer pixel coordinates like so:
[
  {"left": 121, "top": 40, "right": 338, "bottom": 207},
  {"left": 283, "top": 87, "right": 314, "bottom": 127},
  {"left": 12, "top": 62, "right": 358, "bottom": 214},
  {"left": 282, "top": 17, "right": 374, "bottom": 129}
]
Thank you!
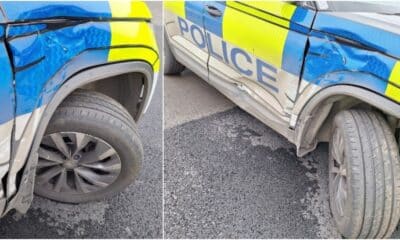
[{"left": 177, "top": 17, "right": 278, "bottom": 93}]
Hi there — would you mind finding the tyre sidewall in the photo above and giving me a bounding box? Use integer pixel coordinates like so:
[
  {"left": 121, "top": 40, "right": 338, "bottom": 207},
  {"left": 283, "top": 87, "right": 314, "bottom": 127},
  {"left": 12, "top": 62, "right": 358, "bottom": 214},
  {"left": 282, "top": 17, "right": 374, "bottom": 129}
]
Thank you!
[{"left": 329, "top": 113, "right": 361, "bottom": 237}]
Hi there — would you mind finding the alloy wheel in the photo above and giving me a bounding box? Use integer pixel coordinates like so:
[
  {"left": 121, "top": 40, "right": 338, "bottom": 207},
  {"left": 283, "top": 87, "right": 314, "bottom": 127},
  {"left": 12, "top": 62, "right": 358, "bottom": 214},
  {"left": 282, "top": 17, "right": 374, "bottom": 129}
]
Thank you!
[
  {"left": 36, "top": 132, "right": 121, "bottom": 195},
  {"left": 329, "top": 128, "right": 348, "bottom": 217}
]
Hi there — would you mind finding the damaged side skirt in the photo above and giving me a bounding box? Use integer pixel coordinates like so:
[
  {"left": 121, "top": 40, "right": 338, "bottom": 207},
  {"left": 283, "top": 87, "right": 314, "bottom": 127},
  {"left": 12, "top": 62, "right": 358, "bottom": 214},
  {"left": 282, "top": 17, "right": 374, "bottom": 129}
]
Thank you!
[{"left": 0, "top": 120, "right": 13, "bottom": 214}]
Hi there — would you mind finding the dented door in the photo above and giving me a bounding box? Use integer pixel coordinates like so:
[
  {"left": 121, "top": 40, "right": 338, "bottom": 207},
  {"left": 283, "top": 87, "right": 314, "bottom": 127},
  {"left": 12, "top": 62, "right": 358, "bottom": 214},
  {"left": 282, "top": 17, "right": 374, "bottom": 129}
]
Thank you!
[{"left": 205, "top": 1, "right": 315, "bottom": 134}]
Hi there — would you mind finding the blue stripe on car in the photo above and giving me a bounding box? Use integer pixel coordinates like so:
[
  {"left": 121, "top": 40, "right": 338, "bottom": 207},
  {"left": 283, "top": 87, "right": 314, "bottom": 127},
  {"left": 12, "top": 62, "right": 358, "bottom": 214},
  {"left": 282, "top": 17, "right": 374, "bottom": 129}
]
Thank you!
[
  {"left": 0, "top": 43, "right": 14, "bottom": 124},
  {"left": 203, "top": 1, "right": 226, "bottom": 38},
  {"left": 289, "top": 6, "right": 314, "bottom": 33},
  {"left": 281, "top": 30, "right": 308, "bottom": 76},
  {"left": 185, "top": 1, "right": 204, "bottom": 28}
]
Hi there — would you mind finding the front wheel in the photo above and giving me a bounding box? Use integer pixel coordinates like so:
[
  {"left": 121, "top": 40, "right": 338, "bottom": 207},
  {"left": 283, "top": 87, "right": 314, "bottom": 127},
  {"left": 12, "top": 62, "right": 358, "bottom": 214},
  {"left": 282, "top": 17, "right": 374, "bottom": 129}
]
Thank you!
[
  {"left": 329, "top": 109, "right": 400, "bottom": 238},
  {"left": 34, "top": 90, "right": 143, "bottom": 203}
]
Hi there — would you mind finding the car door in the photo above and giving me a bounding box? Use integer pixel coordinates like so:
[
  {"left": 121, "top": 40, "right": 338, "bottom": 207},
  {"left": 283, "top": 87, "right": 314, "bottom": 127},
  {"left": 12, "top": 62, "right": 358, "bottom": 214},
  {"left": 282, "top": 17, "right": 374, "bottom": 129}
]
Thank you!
[
  {"left": 0, "top": 12, "right": 15, "bottom": 213},
  {"left": 204, "top": 1, "right": 315, "bottom": 135},
  {"left": 164, "top": 1, "right": 209, "bottom": 80}
]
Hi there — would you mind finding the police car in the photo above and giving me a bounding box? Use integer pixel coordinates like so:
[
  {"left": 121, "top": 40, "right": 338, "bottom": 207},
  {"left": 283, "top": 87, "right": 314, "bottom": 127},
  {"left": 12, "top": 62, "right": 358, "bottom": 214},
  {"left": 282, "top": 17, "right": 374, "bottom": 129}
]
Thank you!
[
  {"left": 164, "top": 1, "right": 400, "bottom": 238},
  {"left": 0, "top": 1, "right": 159, "bottom": 217}
]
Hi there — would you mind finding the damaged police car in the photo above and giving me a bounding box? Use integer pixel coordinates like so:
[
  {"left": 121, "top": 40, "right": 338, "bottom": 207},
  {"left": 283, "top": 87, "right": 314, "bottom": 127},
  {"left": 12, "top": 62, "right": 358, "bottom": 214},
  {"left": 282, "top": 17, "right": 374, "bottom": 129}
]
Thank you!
[
  {"left": 165, "top": 1, "right": 400, "bottom": 238},
  {"left": 0, "top": 1, "right": 159, "bottom": 217}
]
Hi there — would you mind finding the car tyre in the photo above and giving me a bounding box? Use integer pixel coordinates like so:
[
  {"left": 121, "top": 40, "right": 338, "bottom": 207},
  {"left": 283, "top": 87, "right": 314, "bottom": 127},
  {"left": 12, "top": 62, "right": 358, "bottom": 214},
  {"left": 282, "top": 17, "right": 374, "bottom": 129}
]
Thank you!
[
  {"left": 164, "top": 31, "right": 185, "bottom": 75},
  {"left": 34, "top": 90, "right": 143, "bottom": 203},
  {"left": 329, "top": 109, "right": 400, "bottom": 238}
]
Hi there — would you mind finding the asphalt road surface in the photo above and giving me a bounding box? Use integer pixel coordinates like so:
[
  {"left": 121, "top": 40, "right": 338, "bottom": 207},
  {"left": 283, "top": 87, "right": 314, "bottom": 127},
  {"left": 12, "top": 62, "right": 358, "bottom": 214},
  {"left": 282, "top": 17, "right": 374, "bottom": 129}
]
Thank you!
[
  {"left": 164, "top": 70, "right": 400, "bottom": 238},
  {"left": 0, "top": 2, "right": 163, "bottom": 238}
]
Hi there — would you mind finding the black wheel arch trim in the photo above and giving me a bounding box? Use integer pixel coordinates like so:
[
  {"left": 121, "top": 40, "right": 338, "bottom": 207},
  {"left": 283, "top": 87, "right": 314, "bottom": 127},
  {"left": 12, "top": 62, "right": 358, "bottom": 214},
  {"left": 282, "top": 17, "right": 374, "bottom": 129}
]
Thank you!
[{"left": 295, "top": 84, "right": 400, "bottom": 157}]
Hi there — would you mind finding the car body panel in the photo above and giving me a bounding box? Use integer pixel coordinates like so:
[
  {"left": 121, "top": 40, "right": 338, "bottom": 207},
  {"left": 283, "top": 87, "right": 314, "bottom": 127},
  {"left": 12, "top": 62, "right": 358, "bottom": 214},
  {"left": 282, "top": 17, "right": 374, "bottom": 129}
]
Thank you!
[
  {"left": 303, "top": 11, "right": 400, "bottom": 103},
  {"left": 165, "top": 1, "right": 316, "bottom": 138},
  {"left": 0, "top": 1, "right": 152, "bottom": 22},
  {"left": 165, "top": 0, "right": 400, "bottom": 154},
  {"left": 0, "top": 24, "right": 14, "bottom": 214},
  {"left": 205, "top": 1, "right": 315, "bottom": 128},
  {"left": 0, "top": 0, "right": 159, "bottom": 216},
  {"left": 165, "top": 1, "right": 209, "bottom": 80}
]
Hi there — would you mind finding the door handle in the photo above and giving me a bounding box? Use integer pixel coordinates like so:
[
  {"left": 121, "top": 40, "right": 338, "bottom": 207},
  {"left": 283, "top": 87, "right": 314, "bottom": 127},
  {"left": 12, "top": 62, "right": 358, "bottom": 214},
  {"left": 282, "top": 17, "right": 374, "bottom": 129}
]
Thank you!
[{"left": 205, "top": 5, "right": 222, "bottom": 17}]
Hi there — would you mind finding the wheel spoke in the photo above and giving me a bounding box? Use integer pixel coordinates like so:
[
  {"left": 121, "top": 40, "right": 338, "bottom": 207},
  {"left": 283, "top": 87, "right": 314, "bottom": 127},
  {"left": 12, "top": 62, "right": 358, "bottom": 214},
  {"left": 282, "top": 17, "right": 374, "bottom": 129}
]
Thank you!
[
  {"left": 80, "top": 142, "right": 117, "bottom": 164},
  {"left": 75, "top": 167, "right": 109, "bottom": 187},
  {"left": 50, "top": 133, "right": 71, "bottom": 158},
  {"left": 54, "top": 169, "right": 67, "bottom": 192},
  {"left": 330, "top": 129, "right": 348, "bottom": 218},
  {"left": 73, "top": 133, "right": 91, "bottom": 155},
  {"left": 38, "top": 147, "right": 64, "bottom": 163},
  {"left": 338, "top": 133, "right": 344, "bottom": 156},
  {"left": 333, "top": 174, "right": 340, "bottom": 191},
  {"left": 333, "top": 145, "right": 342, "bottom": 165},
  {"left": 41, "top": 136, "right": 57, "bottom": 149},
  {"left": 95, "top": 139, "right": 117, "bottom": 160},
  {"left": 336, "top": 197, "right": 344, "bottom": 216},
  {"left": 98, "top": 148, "right": 117, "bottom": 161},
  {"left": 335, "top": 177, "right": 347, "bottom": 216},
  {"left": 36, "top": 166, "right": 62, "bottom": 183},
  {"left": 80, "top": 158, "right": 121, "bottom": 173},
  {"left": 332, "top": 131, "right": 342, "bottom": 163},
  {"left": 341, "top": 168, "right": 347, "bottom": 177},
  {"left": 37, "top": 159, "right": 61, "bottom": 168},
  {"left": 341, "top": 182, "right": 347, "bottom": 201},
  {"left": 74, "top": 171, "right": 91, "bottom": 193}
]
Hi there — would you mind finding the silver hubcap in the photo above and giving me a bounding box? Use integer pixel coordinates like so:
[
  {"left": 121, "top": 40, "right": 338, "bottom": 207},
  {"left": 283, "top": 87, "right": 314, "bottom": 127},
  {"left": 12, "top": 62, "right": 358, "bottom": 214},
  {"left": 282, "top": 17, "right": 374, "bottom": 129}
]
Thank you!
[
  {"left": 36, "top": 132, "right": 121, "bottom": 194},
  {"left": 330, "top": 129, "right": 347, "bottom": 217}
]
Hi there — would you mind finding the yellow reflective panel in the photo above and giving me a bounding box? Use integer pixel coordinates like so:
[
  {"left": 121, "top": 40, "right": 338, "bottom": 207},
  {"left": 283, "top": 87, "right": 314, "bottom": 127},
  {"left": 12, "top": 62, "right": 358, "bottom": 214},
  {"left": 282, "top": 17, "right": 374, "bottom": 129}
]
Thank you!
[
  {"left": 235, "top": 1, "right": 297, "bottom": 20},
  {"left": 108, "top": 47, "right": 159, "bottom": 71},
  {"left": 223, "top": 2, "right": 296, "bottom": 68},
  {"left": 226, "top": 1, "right": 296, "bottom": 28},
  {"left": 108, "top": 21, "right": 159, "bottom": 71},
  {"left": 386, "top": 62, "right": 400, "bottom": 102},
  {"left": 109, "top": 0, "right": 152, "bottom": 19},
  {"left": 164, "top": 1, "right": 185, "bottom": 18}
]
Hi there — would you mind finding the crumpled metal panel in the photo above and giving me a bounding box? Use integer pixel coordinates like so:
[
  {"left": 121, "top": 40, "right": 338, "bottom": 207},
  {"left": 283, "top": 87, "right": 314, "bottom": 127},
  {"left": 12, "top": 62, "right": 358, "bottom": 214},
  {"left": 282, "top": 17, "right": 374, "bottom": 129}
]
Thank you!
[
  {"left": 300, "top": 12, "right": 400, "bottom": 104},
  {"left": 10, "top": 21, "right": 112, "bottom": 116},
  {"left": 303, "top": 36, "right": 394, "bottom": 93},
  {"left": 9, "top": 20, "right": 159, "bottom": 118},
  {"left": 313, "top": 12, "right": 400, "bottom": 60},
  {"left": 7, "top": 23, "right": 47, "bottom": 38}
]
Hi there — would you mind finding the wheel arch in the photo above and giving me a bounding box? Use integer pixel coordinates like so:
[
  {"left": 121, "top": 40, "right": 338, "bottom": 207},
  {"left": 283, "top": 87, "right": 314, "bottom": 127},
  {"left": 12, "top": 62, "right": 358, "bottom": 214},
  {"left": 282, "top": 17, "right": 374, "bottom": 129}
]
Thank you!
[
  {"left": 38, "top": 60, "right": 153, "bottom": 150},
  {"left": 3, "top": 61, "right": 153, "bottom": 215},
  {"left": 294, "top": 85, "right": 400, "bottom": 157}
]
